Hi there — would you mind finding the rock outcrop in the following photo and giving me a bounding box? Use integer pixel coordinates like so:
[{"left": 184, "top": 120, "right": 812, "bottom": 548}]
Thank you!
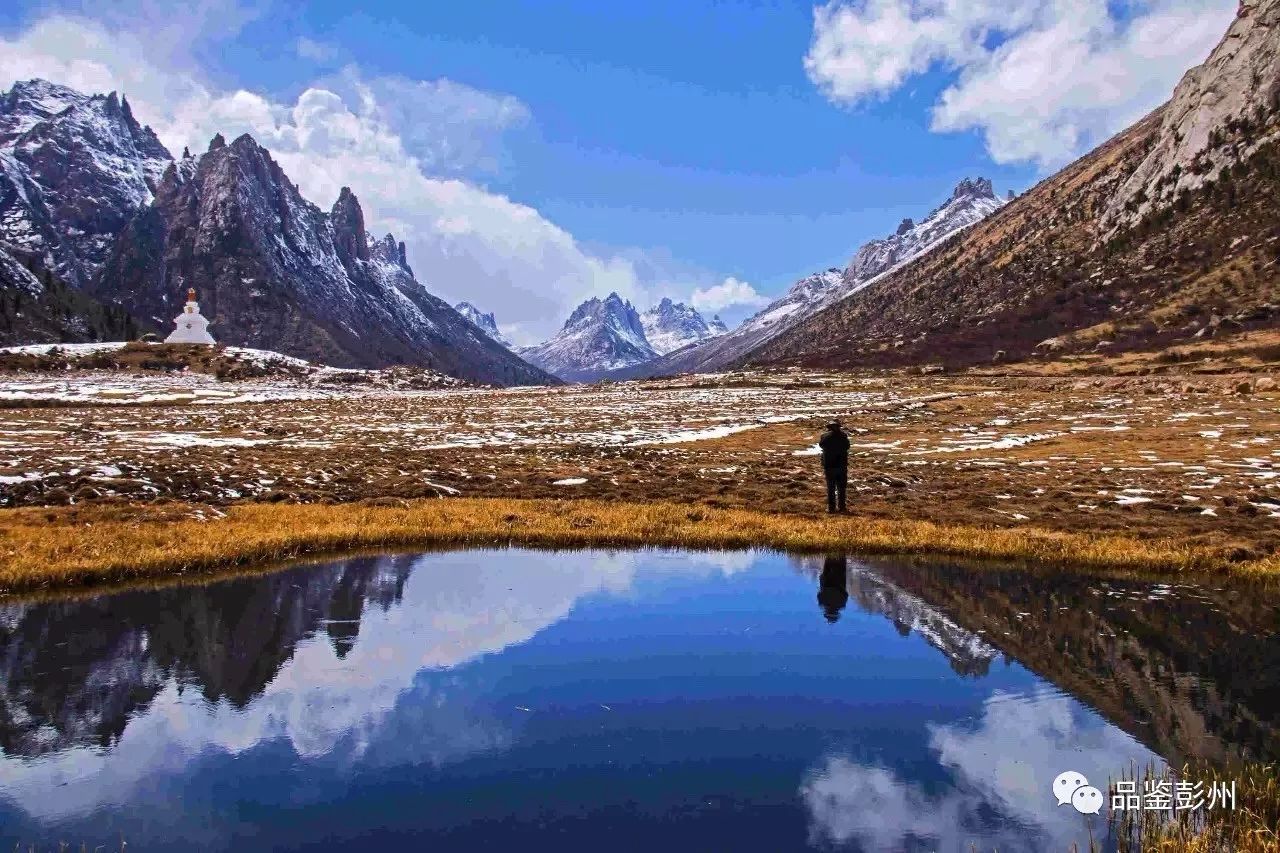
[{"left": 1104, "top": 0, "right": 1280, "bottom": 229}]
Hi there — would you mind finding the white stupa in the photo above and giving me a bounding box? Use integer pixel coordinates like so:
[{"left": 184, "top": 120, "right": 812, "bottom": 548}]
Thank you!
[{"left": 165, "top": 287, "right": 216, "bottom": 345}]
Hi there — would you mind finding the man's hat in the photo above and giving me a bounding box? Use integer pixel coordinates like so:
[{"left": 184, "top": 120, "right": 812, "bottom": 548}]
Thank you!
[{"left": 827, "top": 420, "right": 842, "bottom": 429}]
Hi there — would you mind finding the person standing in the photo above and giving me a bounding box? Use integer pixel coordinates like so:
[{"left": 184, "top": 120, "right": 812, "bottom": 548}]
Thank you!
[{"left": 818, "top": 420, "right": 850, "bottom": 514}]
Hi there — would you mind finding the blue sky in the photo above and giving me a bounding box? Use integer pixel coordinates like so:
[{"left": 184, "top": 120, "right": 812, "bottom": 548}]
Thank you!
[
  {"left": 263, "top": 1, "right": 1034, "bottom": 279},
  {"left": 1, "top": 0, "right": 1235, "bottom": 342}
]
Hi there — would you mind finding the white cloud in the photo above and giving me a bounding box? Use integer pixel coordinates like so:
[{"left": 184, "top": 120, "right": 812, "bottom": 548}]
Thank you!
[
  {"left": 804, "top": 0, "right": 1038, "bottom": 103},
  {"left": 805, "top": 0, "right": 1236, "bottom": 167},
  {"left": 689, "top": 276, "right": 767, "bottom": 313},
  {"left": 0, "top": 9, "right": 697, "bottom": 342},
  {"left": 295, "top": 36, "right": 339, "bottom": 63},
  {"left": 316, "top": 66, "right": 532, "bottom": 176},
  {"left": 801, "top": 687, "right": 1161, "bottom": 850}
]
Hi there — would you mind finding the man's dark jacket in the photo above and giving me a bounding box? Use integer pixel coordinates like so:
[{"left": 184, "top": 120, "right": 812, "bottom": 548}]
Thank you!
[{"left": 818, "top": 427, "right": 850, "bottom": 470}]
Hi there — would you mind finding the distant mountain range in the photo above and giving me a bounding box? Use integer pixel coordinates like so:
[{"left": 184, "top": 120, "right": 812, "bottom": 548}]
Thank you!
[
  {"left": 605, "top": 176, "right": 1007, "bottom": 380},
  {"left": 519, "top": 293, "right": 656, "bottom": 382},
  {"left": 518, "top": 176, "right": 1006, "bottom": 383},
  {"left": 641, "top": 298, "right": 728, "bottom": 355},
  {"left": 516, "top": 294, "right": 728, "bottom": 381},
  {"left": 0, "top": 79, "right": 553, "bottom": 386}
]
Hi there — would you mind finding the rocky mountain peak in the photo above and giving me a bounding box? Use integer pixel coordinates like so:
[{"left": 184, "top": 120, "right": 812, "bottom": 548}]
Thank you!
[
  {"left": 94, "top": 118, "right": 549, "bottom": 383},
  {"left": 565, "top": 296, "right": 602, "bottom": 328},
  {"left": 455, "top": 301, "right": 512, "bottom": 347},
  {"left": 208, "top": 133, "right": 226, "bottom": 151},
  {"left": 952, "top": 177, "right": 995, "bottom": 200},
  {"left": 0, "top": 79, "right": 85, "bottom": 140},
  {"left": 523, "top": 292, "right": 656, "bottom": 381},
  {"left": 0, "top": 77, "right": 173, "bottom": 287},
  {"left": 368, "top": 233, "right": 411, "bottom": 274},
  {"left": 332, "top": 187, "right": 370, "bottom": 268},
  {"left": 566, "top": 292, "right": 639, "bottom": 330},
  {"left": 640, "top": 296, "right": 727, "bottom": 355},
  {"left": 896, "top": 218, "right": 915, "bottom": 236}
]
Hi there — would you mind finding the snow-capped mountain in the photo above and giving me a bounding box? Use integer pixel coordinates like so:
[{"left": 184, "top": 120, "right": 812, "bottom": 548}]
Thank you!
[
  {"left": 841, "top": 177, "right": 1004, "bottom": 296},
  {"left": 0, "top": 78, "right": 551, "bottom": 384},
  {"left": 95, "top": 132, "right": 553, "bottom": 385},
  {"left": 454, "top": 301, "right": 511, "bottom": 348},
  {"left": 611, "top": 177, "right": 1006, "bottom": 379},
  {"left": 640, "top": 297, "right": 727, "bottom": 355},
  {"left": 521, "top": 292, "right": 657, "bottom": 381},
  {"left": 0, "top": 79, "right": 171, "bottom": 288}
]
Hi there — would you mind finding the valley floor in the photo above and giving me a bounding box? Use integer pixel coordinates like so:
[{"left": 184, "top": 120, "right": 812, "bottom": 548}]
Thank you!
[{"left": 1, "top": 366, "right": 1277, "bottom": 592}]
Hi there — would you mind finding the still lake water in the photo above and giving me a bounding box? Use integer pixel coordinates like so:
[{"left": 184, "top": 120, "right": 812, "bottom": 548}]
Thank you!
[{"left": 1, "top": 549, "right": 1278, "bottom": 851}]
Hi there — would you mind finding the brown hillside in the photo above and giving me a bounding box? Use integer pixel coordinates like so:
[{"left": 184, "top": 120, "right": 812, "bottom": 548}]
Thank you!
[{"left": 745, "top": 2, "right": 1280, "bottom": 371}]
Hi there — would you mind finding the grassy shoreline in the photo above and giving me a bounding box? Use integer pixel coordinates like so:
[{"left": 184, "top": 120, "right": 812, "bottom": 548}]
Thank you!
[{"left": 3, "top": 497, "right": 1277, "bottom": 597}]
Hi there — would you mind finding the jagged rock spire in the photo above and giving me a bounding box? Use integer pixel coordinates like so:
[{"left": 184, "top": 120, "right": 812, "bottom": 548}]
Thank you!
[{"left": 331, "top": 187, "right": 369, "bottom": 268}]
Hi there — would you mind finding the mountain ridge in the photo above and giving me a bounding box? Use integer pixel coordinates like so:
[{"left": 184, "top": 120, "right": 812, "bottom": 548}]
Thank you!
[
  {"left": 0, "top": 79, "right": 554, "bottom": 385},
  {"left": 604, "top": 176, "right": 1006, "bottom": 380}
]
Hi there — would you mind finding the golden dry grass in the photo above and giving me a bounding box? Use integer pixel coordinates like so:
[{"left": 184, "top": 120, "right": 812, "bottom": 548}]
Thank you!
[
  {"left": 1110, "top": 762, "right": 1280, "bottom": 853},
  {"left": 3, "top": 497, "right": 1278, "bottom": 597}
]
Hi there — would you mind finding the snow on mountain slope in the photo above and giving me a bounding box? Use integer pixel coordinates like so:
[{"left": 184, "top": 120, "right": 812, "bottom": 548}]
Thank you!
[
  {"left": 95, "top": 132, "right": 554, "bottom": 385},
  {"left": 841, "top": 178, "right": 1004, "bottom": 297},
  {"left": 521, "top": 293, "right": 658, "bottom": 381},
  {"left": 454, "top": 301, "right": 512, "bottom": 347},
  {"left": 0, "top": 79, "right": 172, "bottom": 288},
  {"left": 609, "top": 177, "right": 1005, "bottom": 380},
  {"left": 640, "top": 298, "right": 727, "bottom": 355}
]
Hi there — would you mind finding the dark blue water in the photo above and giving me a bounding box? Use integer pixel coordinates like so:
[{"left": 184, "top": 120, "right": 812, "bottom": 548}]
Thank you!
[{"left": 1, "top": 549, "right": 1277, "bottom": 851}]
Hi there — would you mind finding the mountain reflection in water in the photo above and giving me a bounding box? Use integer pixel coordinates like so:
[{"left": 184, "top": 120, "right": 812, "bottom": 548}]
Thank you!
[{"left": 0, "top": 548, "right": 1277, "bottom": 852}]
